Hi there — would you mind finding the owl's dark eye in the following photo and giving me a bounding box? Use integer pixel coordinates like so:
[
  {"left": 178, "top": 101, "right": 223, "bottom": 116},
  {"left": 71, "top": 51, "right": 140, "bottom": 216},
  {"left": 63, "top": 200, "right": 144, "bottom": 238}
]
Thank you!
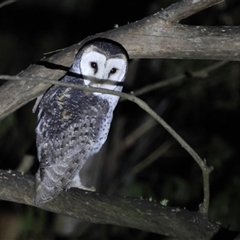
[
  {"left": 110, "top": 68, "right": 117, "bottom": 75},
  {"left": 90, "top": 62, "right": 98, "bottom": 74}
]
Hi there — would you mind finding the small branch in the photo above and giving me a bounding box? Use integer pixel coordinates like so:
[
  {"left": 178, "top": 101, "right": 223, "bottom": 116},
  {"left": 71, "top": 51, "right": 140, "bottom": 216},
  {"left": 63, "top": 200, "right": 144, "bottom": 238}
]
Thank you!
[
  {"left": 132, "top": 61, "right": 229, "bottom": 97},
  {"left": 130, "top": 141, "right": 174, "bottom": 176},
  {"left": 0, "top": 0, "right": 16, "bottom": 8},
  {"left": 0, "top": 74, "right": 213, "bottom": 213},
  {"left": 199, "top": 160, "right": 213, "bottom": 215},
  {"left": 123, "top": 117, "right": 157, "bottom": 148}
]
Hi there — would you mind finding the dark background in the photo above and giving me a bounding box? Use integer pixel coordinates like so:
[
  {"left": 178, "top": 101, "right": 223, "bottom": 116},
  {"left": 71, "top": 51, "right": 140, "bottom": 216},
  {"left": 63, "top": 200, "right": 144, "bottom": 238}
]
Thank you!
[{"left": 0, "top": 0, "right": 240, "bottom": 239}]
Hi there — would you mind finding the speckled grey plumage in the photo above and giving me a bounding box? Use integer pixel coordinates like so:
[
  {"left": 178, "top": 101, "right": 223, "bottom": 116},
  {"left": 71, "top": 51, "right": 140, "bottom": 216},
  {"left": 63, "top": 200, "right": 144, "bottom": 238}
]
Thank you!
[{"left": 35, "top": 39, "right": 128, "bottom": 204}]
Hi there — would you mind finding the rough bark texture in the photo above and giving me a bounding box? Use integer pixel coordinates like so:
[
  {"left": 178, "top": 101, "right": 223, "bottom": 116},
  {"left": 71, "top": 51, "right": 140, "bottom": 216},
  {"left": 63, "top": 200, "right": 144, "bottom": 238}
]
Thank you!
[
  {"left": 0, "top": 0, "right": 240, "bottom": 120},
  {"left": 0, "top": 170, "right": 224, "bottom": 240}
]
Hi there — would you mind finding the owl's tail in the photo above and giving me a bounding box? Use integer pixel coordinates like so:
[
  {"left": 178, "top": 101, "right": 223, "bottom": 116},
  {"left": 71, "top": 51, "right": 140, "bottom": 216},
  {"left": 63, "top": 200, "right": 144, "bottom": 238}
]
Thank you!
[{"left": 35, "top": 169, "right": 63, "bottom": 205}]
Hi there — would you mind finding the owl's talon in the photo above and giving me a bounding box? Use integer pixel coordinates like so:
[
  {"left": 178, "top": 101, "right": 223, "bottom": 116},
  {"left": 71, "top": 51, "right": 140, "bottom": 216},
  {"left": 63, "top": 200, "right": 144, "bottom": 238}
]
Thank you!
[
  {"left": 66, "top": 173, "right": 96, "bottom": 192},
  {"left": 67, "top": 183, "right": 96, "bottom": 192}
]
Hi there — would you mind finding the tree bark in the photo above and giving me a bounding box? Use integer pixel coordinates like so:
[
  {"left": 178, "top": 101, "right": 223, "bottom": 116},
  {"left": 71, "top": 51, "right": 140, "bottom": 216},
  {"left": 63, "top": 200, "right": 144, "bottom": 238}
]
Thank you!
[
  {"left": 0, "top": 0, "right": 240, "bottom": 120},
  {"left": 1, "top": 168, "right": 240, "bottom": 239},
  {"left": 0, "top": 169, "right": 226, "bottom": 240}
]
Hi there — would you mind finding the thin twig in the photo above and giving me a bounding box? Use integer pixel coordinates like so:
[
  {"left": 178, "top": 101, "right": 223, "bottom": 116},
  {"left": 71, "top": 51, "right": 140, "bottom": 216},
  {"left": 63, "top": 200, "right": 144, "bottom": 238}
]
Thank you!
[
  {"left": 123, "top": 118, "right": 156, "bottom": 148},
  {"left": 130, "top": 141, "right": 174, "bottom": 176},
  {"left": 132, "top": 60, "right": 229, "bottom": 97},
  {"left": 0, "top": 74, "right": 213, "bottom": 214}
]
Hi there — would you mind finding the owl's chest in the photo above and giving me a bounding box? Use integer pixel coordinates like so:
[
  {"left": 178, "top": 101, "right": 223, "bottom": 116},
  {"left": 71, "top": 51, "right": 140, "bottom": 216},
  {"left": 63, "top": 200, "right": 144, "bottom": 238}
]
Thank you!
[{"left": 41, "top": 87, "right": 110, "bottom": 133}]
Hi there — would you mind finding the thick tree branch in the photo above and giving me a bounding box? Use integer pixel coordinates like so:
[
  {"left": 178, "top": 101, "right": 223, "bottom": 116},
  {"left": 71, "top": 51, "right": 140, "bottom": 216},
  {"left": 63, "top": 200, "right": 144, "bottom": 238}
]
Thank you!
[
  {"left": 0, "top": 169, "right": 230, "bottom": 240},
  {"left": 0, "top": 0, "right": 238, "bottom": 120},
  {"left": 1, "top": 170, "right": 240, "bottom": 239},
  {"left": 159, "top": 0, "right": 223, "bottom": 22}
]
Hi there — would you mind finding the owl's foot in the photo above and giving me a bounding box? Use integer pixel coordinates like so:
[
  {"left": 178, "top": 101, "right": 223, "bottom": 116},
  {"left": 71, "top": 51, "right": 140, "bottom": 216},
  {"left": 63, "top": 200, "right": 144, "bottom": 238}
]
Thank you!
[{"left": 66, "top": 174, "right": 95, "bottom": 192}]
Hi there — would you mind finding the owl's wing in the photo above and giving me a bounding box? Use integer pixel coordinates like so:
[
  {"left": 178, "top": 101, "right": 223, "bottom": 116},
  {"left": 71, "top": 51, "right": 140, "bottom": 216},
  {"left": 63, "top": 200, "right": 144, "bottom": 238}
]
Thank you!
[
  {"left": 35, "top": 124, "right": 92, "bottom": 204},
  {"left": 35, "top": 95, "right": 109, "bottom": 204}
]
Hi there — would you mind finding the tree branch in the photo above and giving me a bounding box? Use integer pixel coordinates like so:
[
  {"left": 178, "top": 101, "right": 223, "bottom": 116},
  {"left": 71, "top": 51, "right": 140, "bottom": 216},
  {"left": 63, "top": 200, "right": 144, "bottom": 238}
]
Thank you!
[
  {"left": 132, "top": 60, "right": 229, "bottom": 97},
  {"left": 159, "top": 0, "right": 223, "bottom": 22},
  {"left": 0, "top": 169, "right": 226, "bottom": 239},
  {"left": 0, "top": 0, "right": 238, "bottom": 120},
  {"left": 2, "top": 169, "right": 240, "bottom": 239},
  {"left": 0, "top": 0, "right": 16, "bottom": 9}
]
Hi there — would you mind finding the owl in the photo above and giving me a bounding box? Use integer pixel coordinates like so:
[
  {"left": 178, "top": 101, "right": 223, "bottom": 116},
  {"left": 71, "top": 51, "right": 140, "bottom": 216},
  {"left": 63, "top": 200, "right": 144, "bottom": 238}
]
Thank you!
[{"left": 35, "top": 39, "right": 128, "bottom": 204}]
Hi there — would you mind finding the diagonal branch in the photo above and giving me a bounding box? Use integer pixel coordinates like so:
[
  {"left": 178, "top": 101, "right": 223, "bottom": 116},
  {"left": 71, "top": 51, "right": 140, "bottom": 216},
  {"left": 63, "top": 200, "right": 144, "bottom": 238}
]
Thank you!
[
  {"left": 0, "top": 74, "right": 213, "bottom": 214},
  {"left": 0, "top": 0, "right": 238, "bottom": 120},
  {"left": 0, "top": 0, "right": 16, "bottom": 9},
  {"left": 159, "top": 0, "right": 224, "bottom": 22},
  {"left": 132, "top": 60, "right": 229, "bottom": 97}
]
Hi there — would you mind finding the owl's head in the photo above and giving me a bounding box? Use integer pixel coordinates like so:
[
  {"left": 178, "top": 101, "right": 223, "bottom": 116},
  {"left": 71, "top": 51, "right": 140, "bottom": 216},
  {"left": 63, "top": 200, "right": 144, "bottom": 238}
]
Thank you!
[{"left": 71, "top": 38, "right": 128, "bottom": 93}]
